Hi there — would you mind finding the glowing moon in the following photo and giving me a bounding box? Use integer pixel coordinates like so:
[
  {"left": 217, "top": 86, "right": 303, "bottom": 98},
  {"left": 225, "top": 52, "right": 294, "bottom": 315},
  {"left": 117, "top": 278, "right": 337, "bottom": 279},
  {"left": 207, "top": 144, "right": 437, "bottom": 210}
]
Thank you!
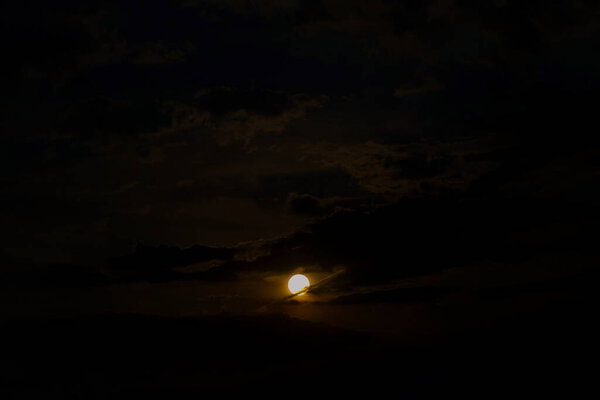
[{"left": 288, "top": 274, "right": 310, "bottom": 295}]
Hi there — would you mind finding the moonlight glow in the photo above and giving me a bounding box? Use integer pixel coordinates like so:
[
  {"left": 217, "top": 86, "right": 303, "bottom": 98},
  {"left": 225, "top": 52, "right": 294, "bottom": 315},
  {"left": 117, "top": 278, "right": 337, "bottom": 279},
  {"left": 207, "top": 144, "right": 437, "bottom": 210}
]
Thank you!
[{"left": 288, "top": 274, "right": 310, "bottom": 295}]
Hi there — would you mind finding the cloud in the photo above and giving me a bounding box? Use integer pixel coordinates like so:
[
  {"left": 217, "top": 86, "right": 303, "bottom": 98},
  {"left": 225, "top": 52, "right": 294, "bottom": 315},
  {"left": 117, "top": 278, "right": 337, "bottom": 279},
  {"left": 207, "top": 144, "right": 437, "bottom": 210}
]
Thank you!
[
  {"left": 285, "top": 193, "right": 364, "bottom": 217},
  {"left": 394, "top": 76, "right": 443, "bottom": 97},
  {"left": 301, "top": 137, "right": 503, "bottom": 196},
  {"left": 169, "top": 87, "right": 327, "bottom": 146},
  {"left": 211, "top": 189, "right": 598, "bottom": 289},
  {"left": 3, "top": 0, "right": 598, "bottom": 274},
  {"left": 286, "top": 193, "right": 334, "bottom": 216},
  {"left": 107, "top": 243, "right": 239, "bottom": 283},
  {"left": 302, "top": 141, "right": 404, "bottom": 195},
  {"left": 327, "top": 286, "right": 455, "bottom": 305},
  {"left": 95, "top": 197, "right": 474, "bottom": 285}
]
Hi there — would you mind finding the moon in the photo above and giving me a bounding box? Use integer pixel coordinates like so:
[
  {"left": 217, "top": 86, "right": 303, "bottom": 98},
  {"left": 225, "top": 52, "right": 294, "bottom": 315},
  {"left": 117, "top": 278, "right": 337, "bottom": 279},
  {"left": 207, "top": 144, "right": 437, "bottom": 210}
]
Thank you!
[{"left": 288, "top": 274, "right": 310, "bottom": 295}]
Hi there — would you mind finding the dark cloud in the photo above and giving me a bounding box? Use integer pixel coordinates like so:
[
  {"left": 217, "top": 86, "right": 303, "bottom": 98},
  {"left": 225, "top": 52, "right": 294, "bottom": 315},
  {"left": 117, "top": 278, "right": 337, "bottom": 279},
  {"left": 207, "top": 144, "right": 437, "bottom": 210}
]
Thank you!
[
  {"left": 2, "top": 0, "right": 598, "bottom": 298},
  {"left": 327, "top": 286, "right": 455, "bottom": 305},
  {"left": 108, "top": 242, "right": 238, "bottom": 283},
  {"left": 285, "top": 193, "right": 364, "bottom": 217},
  {"left": 322, "top": 269, "right": 599, "bottom": 305},
  {"left": 286, "top": 193, "right": 332, "bottom": 216},
  {"left": 169, "top": 87, "right": 326, "bottom": 145},
  {"left": 301, "top": 136, "right": 504, "bottom": 196}
]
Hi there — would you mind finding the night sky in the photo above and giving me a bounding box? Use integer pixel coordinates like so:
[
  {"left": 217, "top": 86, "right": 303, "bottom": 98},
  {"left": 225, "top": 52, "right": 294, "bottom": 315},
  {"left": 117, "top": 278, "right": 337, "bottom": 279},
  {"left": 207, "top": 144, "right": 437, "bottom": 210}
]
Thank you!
[{"left": 2, "top": 1, "right": 599, "bottom": 398}]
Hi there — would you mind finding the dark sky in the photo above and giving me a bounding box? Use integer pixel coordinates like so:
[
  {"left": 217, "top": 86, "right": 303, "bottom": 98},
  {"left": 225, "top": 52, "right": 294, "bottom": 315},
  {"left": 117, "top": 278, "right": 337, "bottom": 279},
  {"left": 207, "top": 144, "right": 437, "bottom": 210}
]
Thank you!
[
  {"left": 1, "top": 1, "right": 599, "bottom": 396},
  {"left": 3, "top": 0, "right": 598, "bottom": 264}
]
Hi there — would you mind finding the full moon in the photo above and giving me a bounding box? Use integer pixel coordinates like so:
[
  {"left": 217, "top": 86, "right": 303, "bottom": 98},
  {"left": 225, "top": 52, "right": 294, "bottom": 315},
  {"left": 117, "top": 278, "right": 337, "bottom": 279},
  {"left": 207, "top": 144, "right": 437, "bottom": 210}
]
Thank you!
[{"left": 288, "top": 274, "right": 310, "bottom": 295}]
